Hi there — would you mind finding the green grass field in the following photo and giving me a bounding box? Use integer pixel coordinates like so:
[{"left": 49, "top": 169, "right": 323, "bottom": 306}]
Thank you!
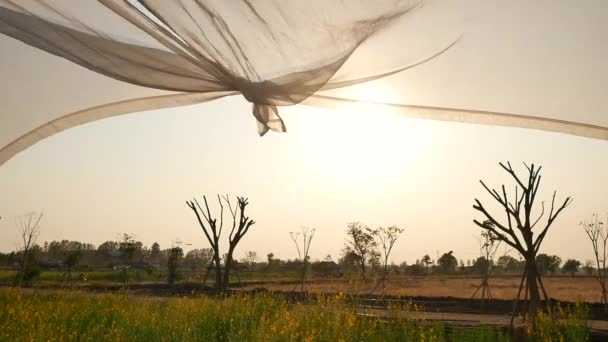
[
  {"left": 0, "top": 268, "right": 302, "bottom": 286},
  {"left": 0, "top": 288, "right": 590, "bottom": 341}
]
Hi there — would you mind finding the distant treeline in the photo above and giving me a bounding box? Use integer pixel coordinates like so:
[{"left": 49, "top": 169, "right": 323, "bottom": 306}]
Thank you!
[{"left": 0, "top": 237, "right": 592, "bottom": 280}]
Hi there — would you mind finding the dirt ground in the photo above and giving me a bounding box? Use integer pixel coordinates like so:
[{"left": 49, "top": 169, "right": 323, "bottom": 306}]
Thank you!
[{"left": 240, "top": 276, "right": 603, "bottom": 303}]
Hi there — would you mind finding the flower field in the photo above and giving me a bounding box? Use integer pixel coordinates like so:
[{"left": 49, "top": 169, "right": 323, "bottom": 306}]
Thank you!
[{"left": 0, "top": 289, "right": 589, "bottom": 341}]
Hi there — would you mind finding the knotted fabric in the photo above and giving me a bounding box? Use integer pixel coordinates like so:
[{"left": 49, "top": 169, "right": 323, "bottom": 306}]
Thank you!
[{"left": 1, "top": 0, "right": 607, "bottom": 166}]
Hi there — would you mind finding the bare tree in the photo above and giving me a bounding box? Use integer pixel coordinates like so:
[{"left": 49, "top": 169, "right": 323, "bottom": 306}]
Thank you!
[
  {"left": 63, "top": 250, "right": 83, "bottom": 286},
  {"left": 266, "top": 252, "right": 274, "bottom": 271},
  {"left": 15, "top": 212, "right": 42, "bottom": 287},
  {"left": 583, "top": 259, "right": 595, "bottom": 276},
  {"left": 222, "top": 196, "right": 255, "bottom": 289},
  {"left": 421, "top": 254, "right": 433, "bottom": 274},
  {"left": 289, "top": 227, "right": 316, "bottom": 292},
  {"left": 471, "top": 229, "right": 501, "bottom": 306},
  {"left": 473, "top": 162, "right": 571, "bottom": 317},
  {"left": 344, "top": 222, "right": 378, "bottom": 281},
  {"left": 167, "top": 246, "right": 183, "bottom": 287},
  {"left": 243, "top": 251, "right": 259, "bottom": 266},
  {"left": 582, "top": 213, "right": 608, "bottom": 309},
  {"left": 183, "top": 248, "right": 213, "bottom": 277},
  {"left": 187, "top": 195, "right": 255, "bottom": 292},
  {"left": 187, "top": 195, "right": 223, "bottom": 291},
  {"left": 375, "top": 225, "right": 404, "bottom": 294},
  {"left": 561, "top": 259, "right": 581, "bottom": 277},
  {"left": 117, "top": 233, "right": 140, "bottom": 286}
]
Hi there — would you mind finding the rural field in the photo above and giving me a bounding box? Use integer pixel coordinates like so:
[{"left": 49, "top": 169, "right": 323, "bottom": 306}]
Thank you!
[
  {"left": 2, "top": 215, "right": 608, "bottom": 342},
  {"left": 1, "top": 269, "right": 602, "bottom": 303},
  {"left": 241, "top": 276, "right": 604, "bottom": 303},
  {"left": 0, "top": 287, "right": 591, "bottom": 342},
  {"left": 0, "top": 269, "right": 604, "bottom": 341},
  {"left": 2, "top": 0, "right": 608, "bottom": 341}
]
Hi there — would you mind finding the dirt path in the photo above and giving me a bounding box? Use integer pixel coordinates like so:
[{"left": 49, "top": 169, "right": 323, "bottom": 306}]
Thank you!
[{"left": 357, "top": 308, "right": 608, "bottom": 338}]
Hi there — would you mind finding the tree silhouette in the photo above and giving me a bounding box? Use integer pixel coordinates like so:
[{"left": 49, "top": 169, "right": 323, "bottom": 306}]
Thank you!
[
  {"left": 184, "top": 248, "right": 213, "bottom": 276},
  {"left": 471, "top": 230, "right": 501, "bottom": 306},
  {"left": 117, "top": 233, "right": 139, "bottom": 286},
  {"left": 583, "top": 260, "right": 595, "bottom": 276},
  {"left": 290, "top": 227, "right": 315, "bottom": 292},
  {"left": 582, "top": 214, "right": 608, "bottom": 308},
  {"left": 496, "top": 255, "right": 524, "bottom": 274},
  {"left": 221, "top": 196, "right": 255, "bottom": 289},
  {"left": 343, "top": 222, "right": 378, "bottom": 281},
  {"left": 473, "top": 162, "right": 571, "bottom": 318},
  {"left": 561, "top": 259, "right": 581, "bottom": 277},
  {"left": 167, "top": 246, "right": 183, "bottom": 286},
  {"left": 150, "top": 242, "right": 161, "bottom": 264},
  {"left": 421, "top": 254, "right": 433, "bottom": 274},
  {"left": 536, "top": 254, "right": 561, "bottom": 276},
  {"left": 15, "top": 212, "right": 42, "bottom": 287},
  {"left": 438, "top": 251, "right": 458, "bottom": 274},
  {"left": 187, "top": 195, "right": 255, "bottom": 292},
  {"left": 243, "top": 251, "right": 259, "bottom": 266},
  {"left": 63, "top": 250, "right": 83, "bottom": 285},
  {"left": 375, "top": 225, "right": 404, "bottom": 294},
  {"left": 266, "top": 253, "right": 274, "bottom": 271}
]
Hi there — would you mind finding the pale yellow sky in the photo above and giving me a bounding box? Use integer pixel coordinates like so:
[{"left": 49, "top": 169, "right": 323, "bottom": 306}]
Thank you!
[
  {"left": 1, "top": 0, "right": 608, "bottom": 264},
  {"left": 1, "top": 97, "right": 607, "bottom": 264}
]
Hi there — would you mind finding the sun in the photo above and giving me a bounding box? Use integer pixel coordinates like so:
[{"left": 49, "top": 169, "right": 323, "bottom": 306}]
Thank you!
[{"left": 295, "top": 83, "right": 429, "bottom": 189}]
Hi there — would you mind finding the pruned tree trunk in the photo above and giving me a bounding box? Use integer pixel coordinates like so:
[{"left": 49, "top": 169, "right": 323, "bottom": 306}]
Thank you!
[
  {"left": 375, "top": 226, "right": 404, "bottom": 295},
  {"left": 360, "top": 257, "right": 366, "bottom": 281},
  {"left": 15, "top": 249, "right": 30, "bottom": 287},
  {"left": 525, "top": 258, "right": 541, "bottom": 314},
  {"left": 473, "top": 162, "right": 571, "bottom": 320},
  {"left": 289, "top": 228, "right": 315, "bottom": 293},
  {"left": 382, "top": 261, "right": 388, "bottom": 294},
  {"left": 222, "top": 246, "right": 235, "bottom": 290},
  {"left": 213, "top": 254, "right": 222, "bottom": 291},
  {"left": 471, "top": 230, "right": 500, "bottom": 307},
  {"left": 14, "top": 212, "right": 42, "bottom": 287},
  {"left": 187, "top": 195, "right": 255, "bottom": 293},
  {"left": 582, "top": 214, "right": 608, "bottom": 311}
]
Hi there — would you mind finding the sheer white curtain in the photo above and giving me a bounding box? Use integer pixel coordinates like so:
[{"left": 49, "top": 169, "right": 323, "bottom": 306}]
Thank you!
[{"left": 1, "top": 0, "right": 607, "bottom": 166}]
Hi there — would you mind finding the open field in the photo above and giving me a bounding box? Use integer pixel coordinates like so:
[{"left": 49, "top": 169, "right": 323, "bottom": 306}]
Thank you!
[
  {"left": 2, "top": 269, "right": 605, "bottom": 340},
  {"left": 0, "top": 288, "right": 593, "bottom": 342},
  {"left": 0, "top": 289, "right": 505, "bottom": 341},
  {"left": 240, "top": 276, "right": 603, "bottom": 303},
  {"left": 1, "top": 269, "right": 602, "bottom": 303}
]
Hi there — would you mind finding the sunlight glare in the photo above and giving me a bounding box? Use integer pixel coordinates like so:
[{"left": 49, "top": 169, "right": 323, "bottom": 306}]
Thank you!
[{"left": 301, "top": 84, "right": 428, "bottom": 189}]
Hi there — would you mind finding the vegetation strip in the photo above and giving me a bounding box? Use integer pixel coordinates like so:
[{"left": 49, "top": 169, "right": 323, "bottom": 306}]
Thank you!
[{"left": 0, "top": 289, "right": 592, "bottom": 341}]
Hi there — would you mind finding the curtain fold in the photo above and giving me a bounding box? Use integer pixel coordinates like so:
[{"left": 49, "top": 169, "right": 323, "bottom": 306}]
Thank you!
[
  {"left": 1, "top": 0, "right": 607, "bottom": 167},
  {"left": 0, "top": 91, "right": 237, "bottom": 166}
]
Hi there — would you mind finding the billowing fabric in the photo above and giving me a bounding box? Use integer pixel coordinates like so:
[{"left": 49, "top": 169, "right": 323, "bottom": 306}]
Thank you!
[{"left": 0, "top": 0, "right": 607, "bottom": 166}]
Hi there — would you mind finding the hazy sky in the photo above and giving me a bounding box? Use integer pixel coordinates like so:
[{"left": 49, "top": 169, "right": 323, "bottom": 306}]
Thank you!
[{"left": 1, "top": 1, "right": 607, "bottom": 265}]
